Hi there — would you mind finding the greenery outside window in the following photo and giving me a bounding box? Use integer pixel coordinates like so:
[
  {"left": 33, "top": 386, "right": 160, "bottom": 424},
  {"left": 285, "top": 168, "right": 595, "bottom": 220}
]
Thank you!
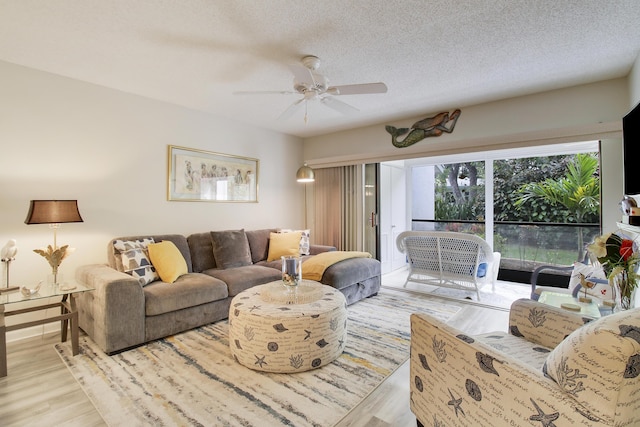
[{"left": 407, "top": 142, "right": 601, "bottom": 283}]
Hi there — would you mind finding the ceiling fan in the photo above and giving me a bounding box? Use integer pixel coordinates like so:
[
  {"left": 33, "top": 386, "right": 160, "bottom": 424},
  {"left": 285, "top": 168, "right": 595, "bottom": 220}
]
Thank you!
[{"left": 234, "top": 55, "right": 388, "bottom": 123}]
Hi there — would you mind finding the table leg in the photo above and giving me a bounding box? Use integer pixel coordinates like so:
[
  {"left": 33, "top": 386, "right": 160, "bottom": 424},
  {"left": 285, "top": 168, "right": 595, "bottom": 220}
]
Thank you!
[
  {"left": 0, "top": 304, "right": 6, "bottom": 377},
  {"left": 61, "top": 294, "right": 69, "bottom": 342},
  {"left": 69, "top": 295, "right": 79, "bottom": 355}
]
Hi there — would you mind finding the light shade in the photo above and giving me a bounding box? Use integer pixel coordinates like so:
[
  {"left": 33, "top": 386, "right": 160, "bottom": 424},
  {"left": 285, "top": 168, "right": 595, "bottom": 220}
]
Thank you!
[
  {"left": 296, "top": 164, "right": 315, "bottom": 183},
  {"left": 25, "top": 200, "right": 84, "bottom": 225}
]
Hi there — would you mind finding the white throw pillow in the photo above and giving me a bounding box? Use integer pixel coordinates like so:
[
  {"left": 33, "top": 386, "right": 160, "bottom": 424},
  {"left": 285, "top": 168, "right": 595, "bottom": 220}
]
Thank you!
[{"left": 568, "top": 262, "right": 611, "bottom": 301}]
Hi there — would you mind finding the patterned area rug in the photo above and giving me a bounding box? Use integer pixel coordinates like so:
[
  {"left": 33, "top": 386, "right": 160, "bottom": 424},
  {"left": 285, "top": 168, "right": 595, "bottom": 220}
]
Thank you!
[
  {"left": 55, "top": 290, "right": 460, "bottom": 427},
  {"left": 382, "top": 268, "right": 531, "bottom": 309}
]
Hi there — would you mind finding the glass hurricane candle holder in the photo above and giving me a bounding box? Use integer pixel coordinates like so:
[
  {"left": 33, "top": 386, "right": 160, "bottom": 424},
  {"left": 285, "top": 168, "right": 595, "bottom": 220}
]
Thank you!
[{"left": 282, "top": 255, "right": 302, "bottom": 290}]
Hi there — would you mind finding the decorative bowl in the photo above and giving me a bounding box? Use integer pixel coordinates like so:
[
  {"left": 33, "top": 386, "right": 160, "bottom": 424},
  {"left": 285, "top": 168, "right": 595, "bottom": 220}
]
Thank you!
[{"left": 20, "top": 281, "right": 42, "bottom": 297}]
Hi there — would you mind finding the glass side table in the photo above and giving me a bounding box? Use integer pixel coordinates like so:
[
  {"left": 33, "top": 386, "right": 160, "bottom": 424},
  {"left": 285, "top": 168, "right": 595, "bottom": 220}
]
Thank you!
[
  {"left": 538, "top": 290, "right": 603, "bottom": 319},
  {"left": 0, "top": 281, "right": 94, "bottom": 377}
]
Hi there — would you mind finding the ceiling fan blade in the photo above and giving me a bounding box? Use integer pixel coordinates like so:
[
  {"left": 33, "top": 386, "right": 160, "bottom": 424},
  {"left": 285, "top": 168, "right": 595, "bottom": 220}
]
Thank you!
[
  {"left": 328, "top": 82, "right": 388, "bottom": 95},
  {"left": 288, "top": 63, "right": 316, "bottom": 86},
  {"left": 278, "top": 98, "right": 306, "bottom": 120},
  {"left": 320, "top": 96, "right": 359, "bottom": 115}
]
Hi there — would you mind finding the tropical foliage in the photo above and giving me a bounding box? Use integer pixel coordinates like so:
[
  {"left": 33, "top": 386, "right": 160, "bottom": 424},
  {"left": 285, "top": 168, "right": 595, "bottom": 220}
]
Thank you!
[{"left": 514, "top": 153, "right": 600, "bottom": 258}]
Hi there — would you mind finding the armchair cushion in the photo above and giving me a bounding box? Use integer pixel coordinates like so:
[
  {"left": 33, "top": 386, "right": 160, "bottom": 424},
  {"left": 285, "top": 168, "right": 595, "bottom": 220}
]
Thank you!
[
  {"left": 409, "top": 299, "right": 640, "bottom": 426},
  {"left": 543, "top": 308, "right": 640, "bottom": 424}
]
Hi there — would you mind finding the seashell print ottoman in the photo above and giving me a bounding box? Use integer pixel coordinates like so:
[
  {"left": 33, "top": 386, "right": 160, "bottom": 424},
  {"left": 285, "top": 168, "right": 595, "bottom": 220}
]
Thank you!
[{"left": 229, "top": 281, "right": 348, "bottom": 373}]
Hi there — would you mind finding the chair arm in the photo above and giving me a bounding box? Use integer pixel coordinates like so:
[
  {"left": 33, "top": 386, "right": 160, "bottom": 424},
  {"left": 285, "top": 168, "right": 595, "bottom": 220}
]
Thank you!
[
  {"left": 530, "top": 264, "right": 573, "bottom": 299},
  {"left": 75, "top": 264, "right": 145, "bottom": 353},
  {"left": 508, "top": 298, "right": 593, "bottom": 349},
  {"left": 410, "top": 313, "right": 598, "bottom": 426}
]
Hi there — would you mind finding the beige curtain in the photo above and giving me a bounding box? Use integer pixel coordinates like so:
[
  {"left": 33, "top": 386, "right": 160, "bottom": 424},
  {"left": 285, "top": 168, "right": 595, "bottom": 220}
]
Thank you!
[{"left": 312, "top": 165, "right": 361, "bottom": 250}]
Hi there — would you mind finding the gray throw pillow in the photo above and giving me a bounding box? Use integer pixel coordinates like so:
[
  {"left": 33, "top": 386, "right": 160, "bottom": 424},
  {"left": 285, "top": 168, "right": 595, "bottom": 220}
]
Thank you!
[{"left": 210, "top": 229, "right": 252, "bottom": 269}]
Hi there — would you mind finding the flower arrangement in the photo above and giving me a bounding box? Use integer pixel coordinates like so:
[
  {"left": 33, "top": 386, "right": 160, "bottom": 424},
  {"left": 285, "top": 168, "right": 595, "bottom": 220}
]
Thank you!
[
  {"left": 587, "top": 232, "right": 639, "bottom": 310},
  {"left": 33, "top": 244, "right": 74, "bottom": 283}
]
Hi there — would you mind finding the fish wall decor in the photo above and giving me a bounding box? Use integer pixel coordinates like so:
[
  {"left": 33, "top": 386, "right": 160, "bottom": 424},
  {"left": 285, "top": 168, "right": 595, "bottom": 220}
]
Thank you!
[{"left": 385, "top": 109, "right": 461, "bottom": 148}]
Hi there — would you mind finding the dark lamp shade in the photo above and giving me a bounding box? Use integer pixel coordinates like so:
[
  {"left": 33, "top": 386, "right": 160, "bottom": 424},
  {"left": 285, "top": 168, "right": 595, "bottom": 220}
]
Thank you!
[
  {"left": 296, "top": 164, "right": 315, "bottom": 183},
  {"left": 25, "top": 200, "right": 84, "bottom": 225}
]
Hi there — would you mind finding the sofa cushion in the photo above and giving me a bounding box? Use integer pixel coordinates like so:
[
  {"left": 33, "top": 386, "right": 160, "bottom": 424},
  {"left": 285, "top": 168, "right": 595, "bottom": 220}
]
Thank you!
[
  {"left": 120, "top": 247, "right": 158, "bottom": 286},
  {"left": 187, "top": 232, "right": 217, "bottom": 272},
  {"left": 144, "top": 273, "right": 228, "bottom": 316},
  {"left": 319, "top": 257, "right": 381, "bottom": 290},
  {"left": 267, "top": 231, "right": 302, "bottom": 261},
  {"left": 245, "top": 228, "right": 277, "bottom": 264},
  {"left": 202, "top": 265, "right": 282, "bottom": 297},
  {"left": 148, "top": 240, "right": 189, "bottom": 283},
  {"left": 543, "top": 308, "right": 640, "bottom": 423},
  {"left": 210, "top": 229, "right": 252, "bottom": 268}
]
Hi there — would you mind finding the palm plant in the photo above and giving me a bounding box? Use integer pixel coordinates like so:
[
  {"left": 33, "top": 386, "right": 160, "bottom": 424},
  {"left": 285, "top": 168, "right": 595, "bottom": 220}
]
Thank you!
[{"left": 514, "top": 153, "right": 600, "bottom": 259}]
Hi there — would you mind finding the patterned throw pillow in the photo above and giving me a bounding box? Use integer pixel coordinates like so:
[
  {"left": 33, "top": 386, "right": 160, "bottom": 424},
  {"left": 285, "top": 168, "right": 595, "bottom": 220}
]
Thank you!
[
  {"left": 543, "top": 309, "right": 640, "bottom": 423},
  {"left": 568, "top": 262, "right": 611, "bottom": 301},
  {"left": 113, "top": 238, "right": 158, "bottom": 286}
]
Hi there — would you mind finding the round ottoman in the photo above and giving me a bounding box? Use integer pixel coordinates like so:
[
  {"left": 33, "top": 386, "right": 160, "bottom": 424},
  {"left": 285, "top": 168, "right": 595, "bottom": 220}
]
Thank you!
[{"left": 229, "top": 281, "right": 347, "bottom": 373}]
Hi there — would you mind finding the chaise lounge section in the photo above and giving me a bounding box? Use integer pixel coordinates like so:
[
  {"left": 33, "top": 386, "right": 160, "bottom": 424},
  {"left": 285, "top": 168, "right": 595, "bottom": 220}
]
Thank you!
[{"left": 76, "top": 228, "right": 381, "bottom": 354}]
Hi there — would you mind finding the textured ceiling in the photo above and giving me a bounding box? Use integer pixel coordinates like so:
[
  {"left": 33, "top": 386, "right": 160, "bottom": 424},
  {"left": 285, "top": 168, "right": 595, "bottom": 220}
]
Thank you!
[{"left": 1, "top": 0, "right": 640, "bottom": 138}]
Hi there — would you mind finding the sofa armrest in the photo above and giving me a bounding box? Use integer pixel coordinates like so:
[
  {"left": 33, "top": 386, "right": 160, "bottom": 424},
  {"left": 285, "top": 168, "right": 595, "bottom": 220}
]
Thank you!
[
  {"left": 508, "top": 298, "right": 593, "bottom": 349},
  {"left": 410, "top": 313, "right": 596, "bottom": 425},
  {"left": 75, "top": 264, "right": 146, "bottom": 354},
  {"left": 309, "top": 244, "right": 337, "bottom": 255}
]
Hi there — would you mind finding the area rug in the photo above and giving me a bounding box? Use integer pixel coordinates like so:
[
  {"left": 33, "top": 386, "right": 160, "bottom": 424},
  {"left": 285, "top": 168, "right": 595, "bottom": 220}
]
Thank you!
[
  {"left": 55, "top": 290, "right": 460, "bottom": 427},
  {"left": 382, "top": 270, "right": 531, "bottom": 310}
]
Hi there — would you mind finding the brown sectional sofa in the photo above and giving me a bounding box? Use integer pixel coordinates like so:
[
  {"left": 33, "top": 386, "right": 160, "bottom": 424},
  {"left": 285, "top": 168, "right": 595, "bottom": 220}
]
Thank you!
[{"left": 75, "top": 228, "right": 381, "bottom": 354}]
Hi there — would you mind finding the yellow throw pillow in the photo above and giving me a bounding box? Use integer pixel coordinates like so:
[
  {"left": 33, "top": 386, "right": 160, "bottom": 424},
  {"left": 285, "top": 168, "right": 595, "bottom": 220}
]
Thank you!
[
  {"left": 267, "top": 231, "right": 302, "bottom": 261},
  {"left": 148, "top": 240, "right": 188, "bottom": 283}
]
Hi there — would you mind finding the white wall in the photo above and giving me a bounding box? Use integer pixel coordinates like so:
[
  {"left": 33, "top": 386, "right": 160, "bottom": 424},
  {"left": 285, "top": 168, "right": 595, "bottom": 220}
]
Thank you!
[
  {"left": 303, "top": 77, "right": 630, "bottom": 233},
  {"left": 629, "top": 53, "right": 640, "bottom": 107},
  {"left": 0, "top": 60, "right": 305, "bottom": 289},
  {"left": 304, "top": 78, "right": 627, "bottom": 165}
]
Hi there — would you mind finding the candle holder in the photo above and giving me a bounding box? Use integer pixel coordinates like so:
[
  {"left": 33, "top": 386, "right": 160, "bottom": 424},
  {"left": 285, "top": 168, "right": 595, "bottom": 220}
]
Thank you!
[{"left": 282, "top": 255, "right": 302, "bottom": 290}]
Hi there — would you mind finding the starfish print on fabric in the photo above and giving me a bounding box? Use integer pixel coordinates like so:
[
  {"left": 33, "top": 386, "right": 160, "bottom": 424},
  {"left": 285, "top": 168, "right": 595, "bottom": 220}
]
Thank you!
[
  {"left": 447, "top": 388, "right": 465, "bottom": 418},
  {"left": 248, "top": 305, "right": 261, "bottom": 312},
  {"left": 529, "top": 398, "right": 559, "bottom": 427},
  {"left": 254, "top": 355, "right": 267, "bottom": 368}
]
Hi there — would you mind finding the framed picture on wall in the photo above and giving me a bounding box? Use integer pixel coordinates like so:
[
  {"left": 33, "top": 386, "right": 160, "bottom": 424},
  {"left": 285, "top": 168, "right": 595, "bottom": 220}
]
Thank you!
[{"left": 167, "top": 145, "right": 259, "bottom": 202}]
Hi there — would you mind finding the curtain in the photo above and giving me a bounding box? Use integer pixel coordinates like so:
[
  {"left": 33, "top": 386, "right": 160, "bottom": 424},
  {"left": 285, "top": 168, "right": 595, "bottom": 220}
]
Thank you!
[{"left": 313, "top": 165, "right": 362, "bottom": 250}]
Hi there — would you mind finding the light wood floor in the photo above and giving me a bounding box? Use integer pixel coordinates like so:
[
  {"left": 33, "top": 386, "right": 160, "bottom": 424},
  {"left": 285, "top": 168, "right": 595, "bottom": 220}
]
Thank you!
[{"left": 0, "top": 272, "right": 525, "bottom": 427}]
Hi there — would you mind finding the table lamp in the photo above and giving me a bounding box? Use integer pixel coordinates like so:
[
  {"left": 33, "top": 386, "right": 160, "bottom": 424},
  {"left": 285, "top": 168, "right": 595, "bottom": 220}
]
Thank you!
[{"left": 25, "top": 200, "right": 83, "bottom": 284}]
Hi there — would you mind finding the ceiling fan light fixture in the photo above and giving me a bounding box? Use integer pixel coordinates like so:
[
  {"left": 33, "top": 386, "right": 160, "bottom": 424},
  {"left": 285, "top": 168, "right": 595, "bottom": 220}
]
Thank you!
[{"left": 236, "top": 54, "right": 388, "bottom": 123}]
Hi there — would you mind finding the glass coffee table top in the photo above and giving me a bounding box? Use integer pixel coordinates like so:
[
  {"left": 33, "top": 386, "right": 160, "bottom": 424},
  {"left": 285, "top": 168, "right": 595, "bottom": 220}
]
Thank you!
[
  {"left": 538, "top": 291, "right": 602, "bottom": 318},
  {"left": 0, "top": 282, "right": 93, "bottom": 306}
]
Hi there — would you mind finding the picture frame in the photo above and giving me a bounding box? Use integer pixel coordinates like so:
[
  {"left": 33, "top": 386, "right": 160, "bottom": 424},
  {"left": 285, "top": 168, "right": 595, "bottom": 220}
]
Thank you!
[{"left": 167, "top": 145, "right": 259, "bottom": 202}]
